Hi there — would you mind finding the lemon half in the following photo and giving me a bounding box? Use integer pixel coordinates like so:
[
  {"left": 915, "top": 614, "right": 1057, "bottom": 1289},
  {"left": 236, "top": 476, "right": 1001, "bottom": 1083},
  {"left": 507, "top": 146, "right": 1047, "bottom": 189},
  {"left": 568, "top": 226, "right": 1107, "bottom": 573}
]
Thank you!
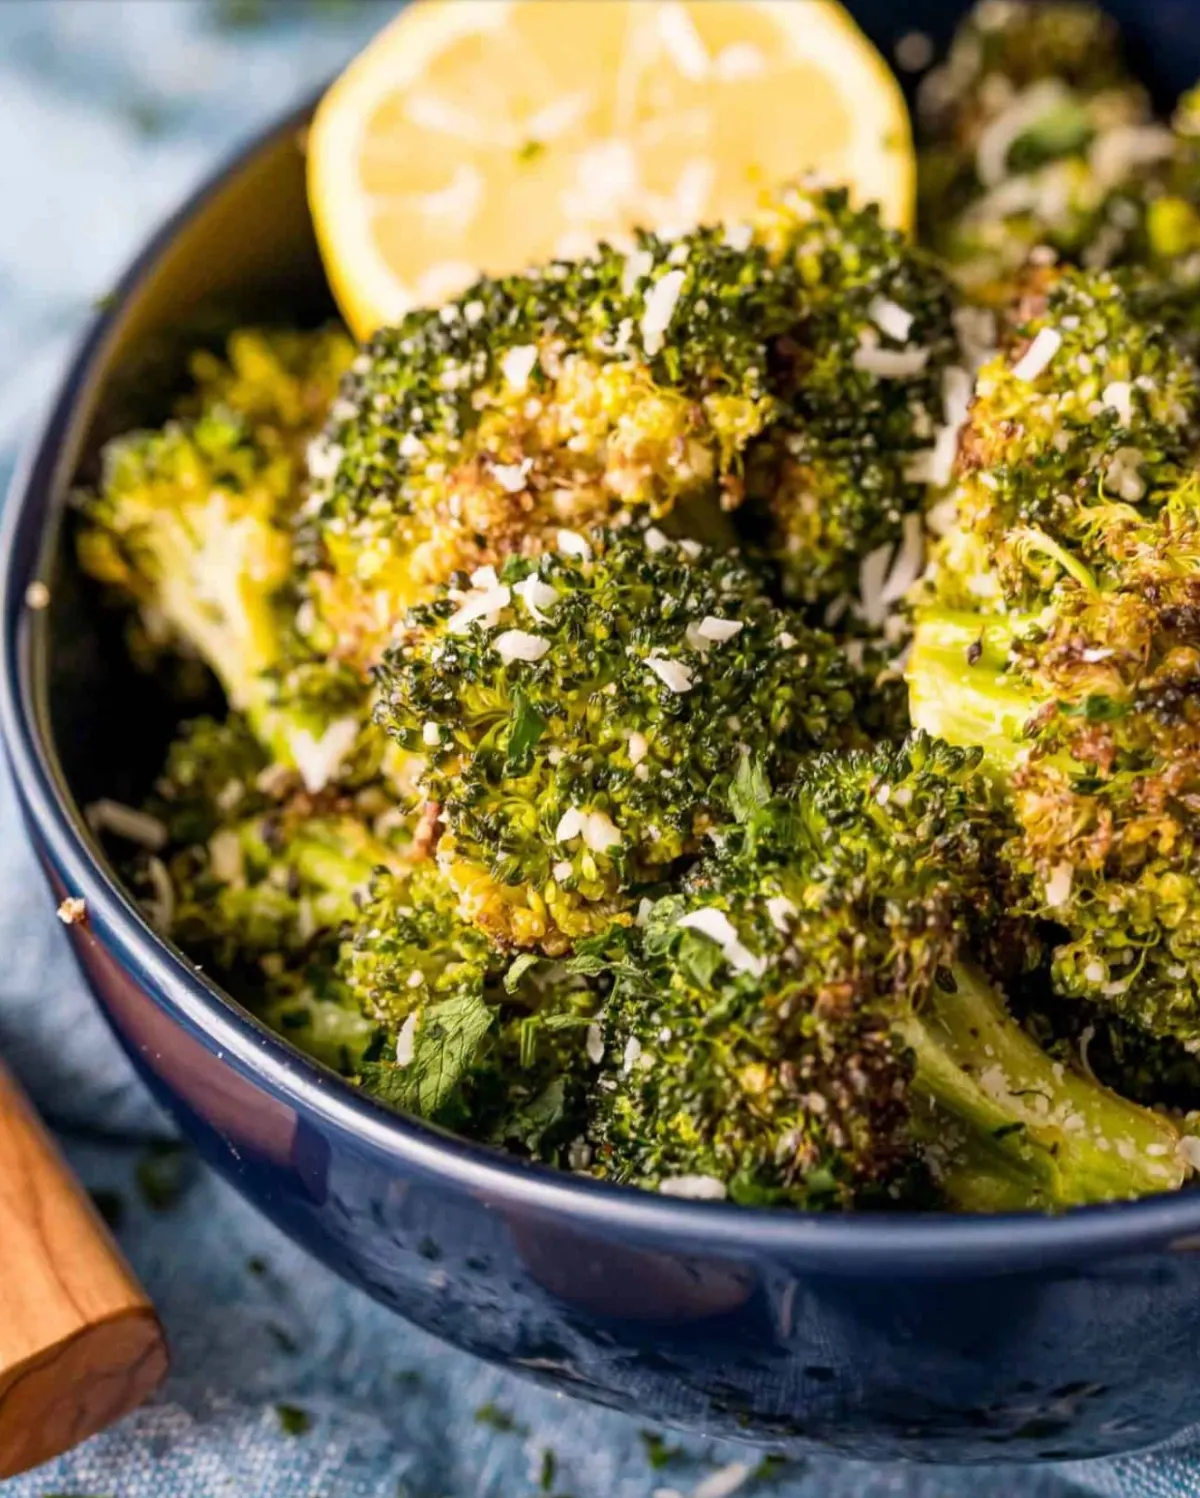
[{"left": 309, "top": 0, "right": 914, "bottom": 339}]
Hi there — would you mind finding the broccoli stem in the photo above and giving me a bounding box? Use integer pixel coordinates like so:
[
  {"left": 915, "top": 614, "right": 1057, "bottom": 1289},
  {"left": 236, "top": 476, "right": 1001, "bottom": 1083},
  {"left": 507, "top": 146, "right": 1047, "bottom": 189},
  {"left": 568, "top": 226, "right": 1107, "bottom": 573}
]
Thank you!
[
  {"left": 899, "top": 964, "right": 1186, "bottom": 1210},
  {"left": 907, "top": 609, "right": 1034, "bottom": 770}
]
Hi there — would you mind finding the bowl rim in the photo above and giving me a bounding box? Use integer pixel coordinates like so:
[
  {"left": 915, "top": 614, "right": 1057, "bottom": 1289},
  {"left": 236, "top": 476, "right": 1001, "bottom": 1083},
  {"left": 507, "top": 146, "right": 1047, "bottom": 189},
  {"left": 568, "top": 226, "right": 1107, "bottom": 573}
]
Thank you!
[{"left": 7, "top": 100, "right": 1200, "bottom": 1272}]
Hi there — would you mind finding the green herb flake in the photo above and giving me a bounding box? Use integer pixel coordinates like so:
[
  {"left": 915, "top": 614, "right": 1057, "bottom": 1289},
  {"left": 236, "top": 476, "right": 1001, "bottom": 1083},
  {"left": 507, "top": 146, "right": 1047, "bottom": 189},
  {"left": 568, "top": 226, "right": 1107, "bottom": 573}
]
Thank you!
[
  {"left": 267, "top": 1323, "right": 300, "bottom": 1355},
  {"left": 276, "top": 1403, "right": 311, "bottom": 1436},
  {"left": 362, "top": 990, "right": 495, "bottom": 1117},
  {"left": 504, "top": 951, "right": 541, "bottom": 993},
  {"left": 135, "top": 1141, "right": 195, "bottom": 1212},
  {"left": 640, "top": 1430, "right": 685, "bottom": 1469},
  {"left": 474, "top": 1401, "right": 528, "bottom": 1435},
  {"left": 506, "top": 688, "right": 548, "bottom": 772}
]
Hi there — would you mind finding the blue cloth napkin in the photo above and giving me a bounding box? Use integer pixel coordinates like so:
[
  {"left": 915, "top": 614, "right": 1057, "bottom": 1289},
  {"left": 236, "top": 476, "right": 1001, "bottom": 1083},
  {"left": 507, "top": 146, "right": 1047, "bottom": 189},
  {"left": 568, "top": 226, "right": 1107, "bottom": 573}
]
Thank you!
[{"left": 0, "top": 5, "right": 1186, "bottom": 1494}]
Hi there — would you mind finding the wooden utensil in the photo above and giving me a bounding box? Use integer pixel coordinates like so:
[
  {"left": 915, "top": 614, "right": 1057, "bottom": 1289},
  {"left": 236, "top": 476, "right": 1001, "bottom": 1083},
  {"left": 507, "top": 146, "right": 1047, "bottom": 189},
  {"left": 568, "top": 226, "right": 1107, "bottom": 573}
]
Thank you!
[{"left": 0, "top": 1058, "right": 167, "bottom": 1477}]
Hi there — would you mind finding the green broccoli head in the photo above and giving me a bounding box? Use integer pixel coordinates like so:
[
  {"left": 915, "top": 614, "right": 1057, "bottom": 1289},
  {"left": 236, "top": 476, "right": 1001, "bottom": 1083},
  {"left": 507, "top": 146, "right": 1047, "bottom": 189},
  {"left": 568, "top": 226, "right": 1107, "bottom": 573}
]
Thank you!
[
  {"left": 927, "top": 265, "right": 1199, "bottom": 610},
  {"left": 78, "top": 326, "right": 353, "bottom": 693},
  {"left": 740, "top": 184, "right": 962, "bottom": 605},
  {"left": 373, "top": 525, "right": 869, "bottom": 952},
  {"left": 255, "top": 939, "right": 378, "bottom": 1078},
  {"left": 302, "top": 185, "right": 961, "bottom": 664},
  {"left": 913, "top": 573, "right": 1200, "bottom": 1042},
  {"left": 910, "top": 286, "right": 1200, "bottom": 1052},
  {"left": 346, "top": 861, "right": 598, "bottom": 1154},
  {"left": 916, "top": 1, "right": 1163, "bottom": 300},
  {"left": 167, "top": 797, "right": 404, "bottom": 972},
  {"left": 150, "top": 713, "right": 271, "bottom": 846},
  {"left": 77, "top": 325, "right": 364, "bottom": 783},
  {"left": 342, "top": 861, "right": 493, "bottom": 1031},
  {"left": 585, "top": 734, "right": 1184, "bottom": 1210}
]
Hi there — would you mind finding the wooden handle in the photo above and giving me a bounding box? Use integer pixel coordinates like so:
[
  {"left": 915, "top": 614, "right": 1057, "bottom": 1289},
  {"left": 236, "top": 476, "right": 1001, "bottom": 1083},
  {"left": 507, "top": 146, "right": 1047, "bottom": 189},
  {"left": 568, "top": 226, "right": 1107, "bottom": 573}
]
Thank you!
[{"left": 0, "top": 1060, "right": 167, "bottom": 1477}]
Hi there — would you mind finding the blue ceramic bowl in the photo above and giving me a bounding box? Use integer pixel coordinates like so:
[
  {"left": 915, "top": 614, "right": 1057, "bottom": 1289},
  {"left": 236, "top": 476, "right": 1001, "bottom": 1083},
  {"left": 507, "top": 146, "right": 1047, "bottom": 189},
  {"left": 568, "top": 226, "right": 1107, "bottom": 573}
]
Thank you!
[{"left": 9, "top": 2, "right": 1200, "bottom": 1466}]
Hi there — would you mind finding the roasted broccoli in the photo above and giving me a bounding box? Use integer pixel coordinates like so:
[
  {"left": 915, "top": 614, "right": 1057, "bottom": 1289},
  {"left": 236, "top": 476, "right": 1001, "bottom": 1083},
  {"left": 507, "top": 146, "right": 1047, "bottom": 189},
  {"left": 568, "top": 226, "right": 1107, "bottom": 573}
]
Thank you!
[
  {"left": 75, "top": 75, "right": 1200, "bottom": 1217},
  {"left": 918, "top": 0, "right": 1200, "bottom": 303},
  {"left": 374, "top": 525, "right": 871, "bottom": 952},
  {"left": 78, "top": 327, "right": 352, "bottom": 690},
  {"left": 74, "top": 326, "right": 394, "bottom": 789},
  {"left": 345, "top": 862, "right": 597, "bottom": 1152},
  {"left": 584, "top": 735, "right": 1185, "bottom": 1210},
  {"left": 909, "top": 265, "right": 1200, "bottom": 1044},
  {"left": 302, "top": 183, "right": 961, "bottom": 667},
  {"left": 925, "top": 264, "right": 1199, "bottom": 611}
]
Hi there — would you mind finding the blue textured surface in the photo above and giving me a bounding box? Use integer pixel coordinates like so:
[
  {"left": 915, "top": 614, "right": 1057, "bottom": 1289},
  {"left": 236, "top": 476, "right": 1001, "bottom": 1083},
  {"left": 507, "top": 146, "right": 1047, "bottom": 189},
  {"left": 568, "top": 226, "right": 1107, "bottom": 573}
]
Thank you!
[{"left": 0, "top": 3, "right": 1193, "bottom": 1494}]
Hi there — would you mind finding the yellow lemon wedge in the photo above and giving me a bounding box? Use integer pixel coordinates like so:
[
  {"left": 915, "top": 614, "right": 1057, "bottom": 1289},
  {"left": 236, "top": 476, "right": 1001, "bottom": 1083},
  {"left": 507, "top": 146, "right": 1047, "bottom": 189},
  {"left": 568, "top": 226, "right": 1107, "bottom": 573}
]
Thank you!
[{"left": 308, "top": 0, "right": 915, "bottom": 339}]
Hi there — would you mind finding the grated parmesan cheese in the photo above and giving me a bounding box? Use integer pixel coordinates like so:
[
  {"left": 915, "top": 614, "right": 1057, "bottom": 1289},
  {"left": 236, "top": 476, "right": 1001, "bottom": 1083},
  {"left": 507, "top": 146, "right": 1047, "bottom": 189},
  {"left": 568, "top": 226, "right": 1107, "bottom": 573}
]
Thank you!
[
  {"left": 693, "top": 1463, "right": 753, "bottom": 1498},
  {"left": 645, "top": 655, "right": 694, "bottom": 693},
  {"left": 446, "top": 583, "right": 511, "bottom": 635},
  {"left": 395, "top": 1011, "right": 419, "bottom": 1067},
  {"left": 641, "top": 269, "right": 687, "bottom": 357},
  {"left": 557, "top": 528, "right": 591, "bottom": 559},
  {"left": 491, "top": 458, "right": 533, "bottom": 493},
  {"left": 858, "top": 541, "right": 894, "bottom": 627},
  {"left": 1011, "top": 327, "right": 1062, "bottom": 383},
  {"left": 86, "top": 798, "right": 167, "bottom": 851},
  {"left": 493, "top": 629, "right": 550, "bottom": 664},
  {"left": 879, "top": 513, "right": 925, "bottom": 608},
  {"left": 514, "top": 572, "right": 559, "bottom": 623},
  {"left": 658, "top": 1174, "right": 727, "bottom": 1200},
  {"left": 288, "top": 717, "right": 359, "bottom": 794},
  {"left": 555, "top": 808, "right": 586, "bottom": 843},
  {"left": 1102, "top": 380, "right": 1134, "bottom": 427},
  {"left": 766, "top": 895, "right": 797, "bottom": 933},
  {"left": 678, "top": 906, "right": 766, "bottom": 977},
  {"left": 1179, "top": 1136, "right": 1200, "bottom": 1173},
  {"left": 500, "top": 344, "right": 538, "bottom": 391},
  {"left": 1044, "top": 863, "right": 1074, "bottom": 908},
  {"left": 852, "top": 339, "right": 931, "bottom": 379},
  {"left": 869, "top": 296, "right": 914, "bottom": 343},
  {"left": 696, "top": 616, "right": 743, "bottom": 643},
  {"left": 582, "top": 810, "right": 622, "bottom": 854}
]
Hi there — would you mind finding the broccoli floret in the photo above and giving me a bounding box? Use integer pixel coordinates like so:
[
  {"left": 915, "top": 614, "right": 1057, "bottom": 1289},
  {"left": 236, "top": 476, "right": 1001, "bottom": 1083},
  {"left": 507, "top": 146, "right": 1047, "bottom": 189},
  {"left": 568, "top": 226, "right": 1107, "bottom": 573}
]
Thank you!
[
  {"left": 303, "top": 185, "right": 961, "bottom": 665},
  {"left": 150, "top": 713, "right": 272, "bottom": 845},
  {"left": 374, "top": 526, "right": 869, "bottom": 953},
  {"left": 257, "top": 940, "right": 378, "bottom": 1077},
  {"left": 77, "top": 326, "right": 359, "bottom": 775},
  {"left": 341, "top": 862, "right": 599, "bottom": 1151},
  {"left": 910, "top": 585, "right": 1200, "bottom": 1042},
  {"left": 738, "top": 187, "right": 962, "bottom": 606},
  {"left": 909, "top": 270, "right": 1200, "bottom": 1043},
  {"left": 584, "top": 735, "right": 1184, "bottom": 1210},
  {"left": 926, "top": 265, "right": 1199, "bottom": 610},
  {"left": 151, "top": 770, "right": 415, "bottom": 1073},
  {"left": 168, "top": 801, "right": 404, "bottom": 970},
  {"left": 917, "top": 1, "right": 1166, "bottom": 301}
]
